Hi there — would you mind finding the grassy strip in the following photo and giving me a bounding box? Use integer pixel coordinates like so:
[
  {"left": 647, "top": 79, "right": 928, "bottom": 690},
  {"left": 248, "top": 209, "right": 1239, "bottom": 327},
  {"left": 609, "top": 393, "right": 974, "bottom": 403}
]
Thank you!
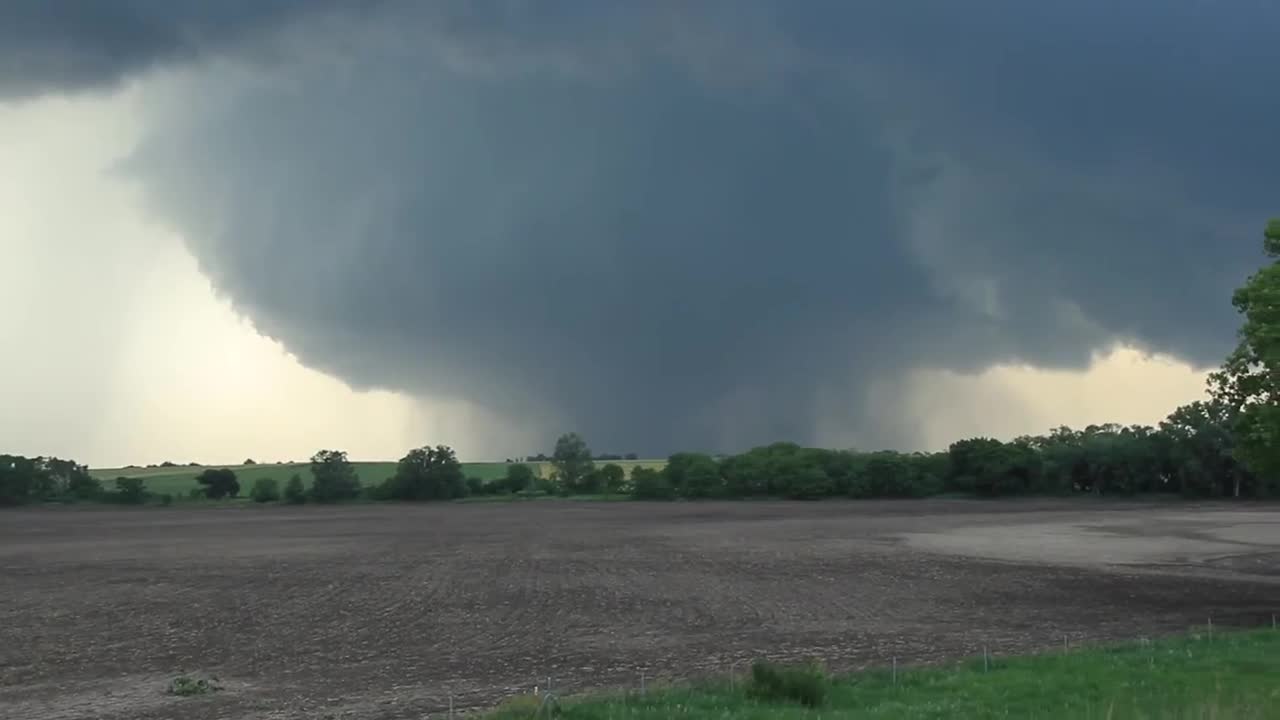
[{"left": 490, "top": 628, "right": 1280, "bottom": 719}]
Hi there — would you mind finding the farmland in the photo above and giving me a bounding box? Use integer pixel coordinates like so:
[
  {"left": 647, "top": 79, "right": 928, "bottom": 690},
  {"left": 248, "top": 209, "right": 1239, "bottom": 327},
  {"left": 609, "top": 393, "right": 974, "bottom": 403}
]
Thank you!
[
  {"left": 2, "top": 499, "right": 1278, "bottom": 719},
  {"left": 89, "top": 460, "right": 668, "bottom": 497}
]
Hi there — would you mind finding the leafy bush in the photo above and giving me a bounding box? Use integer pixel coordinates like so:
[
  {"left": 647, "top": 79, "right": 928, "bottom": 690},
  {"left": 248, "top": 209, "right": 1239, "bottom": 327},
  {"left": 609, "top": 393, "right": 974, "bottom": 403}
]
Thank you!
[
  {"left": 746, "top": 661, "right": 828, "bottom": 707},
  {"left": 784, "top": 464, "right": 833, "bottom": 499},
  {"left": 158, "top": 493, "right": 174, "bottom": 506},
  {"left": 533, "top": 475, "right": 559, "bottom": 496},
  {"left": 67, "top": 473, "right": 103, "bottom": 501},
  {"left": 195, "top": 468, "right": 240, "bottom": 499},
  {"left": 631, "top": 467, "right": 674, "bottom": 500},
  {"left": 112, "top": 476, "right": 148, "bottom": 505},
  {"left": 502, "top": 463, "right": 535, "bottom": 493},
  {"left": 364, "top": 479, "right": 395, "bottom": 501},
  {"left": 250, "top": 477, "right": 280, "bottom": 503},
  {"left": 283, "top": 474, "right": 307, "bottom": 504},
  {"left": 167, "top": 675, "right": 223, "bottom": 696},
  {"left": 666, "top": 452, "right": 723, "bottom": 498},
  {"left": 465, "top": 476, "right": 485, "bottom": 496},
  {"left": 599, "top": 463, "right": 626, "bottom": 493}
]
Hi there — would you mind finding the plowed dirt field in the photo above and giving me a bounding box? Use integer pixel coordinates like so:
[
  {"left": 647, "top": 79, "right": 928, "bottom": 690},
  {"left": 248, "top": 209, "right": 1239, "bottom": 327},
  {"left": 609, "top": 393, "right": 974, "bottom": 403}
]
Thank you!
[{"left": 2, "top": 500, "right": 1277, "bottom": 719}]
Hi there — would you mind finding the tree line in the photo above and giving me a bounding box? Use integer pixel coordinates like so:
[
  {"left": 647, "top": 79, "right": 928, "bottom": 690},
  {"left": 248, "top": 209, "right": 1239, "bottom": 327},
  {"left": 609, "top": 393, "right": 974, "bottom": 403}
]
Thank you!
[{"left": 4, "top": 220, "right": 1279, "bottom": 507}]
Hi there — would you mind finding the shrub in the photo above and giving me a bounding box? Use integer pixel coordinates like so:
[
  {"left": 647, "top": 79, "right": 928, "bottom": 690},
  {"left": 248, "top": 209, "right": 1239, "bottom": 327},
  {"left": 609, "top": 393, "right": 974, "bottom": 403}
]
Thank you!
[
  {"left": 195, "top": 468, "right": 240, "bottom": 499},
  {"left": 784, "top": 465, "right": 833, "bottom": 499},
  {"left": 572, "top": 468, "right": 604, "bottom": 495},
  {"left": 364, "top": 479, "right": 395, "bottom": 501},
  {"left": 631, "top": 467, "right": 674, "bottom": 500},
  {"left": 283, "top": 474, "right": 307, "bottom": 504},
  {"left": 113, "top": 476, "right": 148, "bottom": 505},
  {"left": 599, "top": 463, "right": 626, "bottom": 493},
  {"left": 250, "top": 477, "right": 280, "bottom": 503},
  {"left": 666, "top": 452, "right": 723, "bottom": 498},
  {"left": 501, "top": 464, "right": 535, "bottom": 493},
  {"left": 167, "top": 675, "right": 222, "bottom": 696},
  {"left": 746, "top": 661, "right": 827, "bottom": 707},
  {"left": 158, "top": 493, "right": 174, "bottom": 506},
  {"left": 67, "top": 473, "right": 103, "bottom": 501},
  {"left": 465, "top": 476, "right": 485, "bottom": 496}
]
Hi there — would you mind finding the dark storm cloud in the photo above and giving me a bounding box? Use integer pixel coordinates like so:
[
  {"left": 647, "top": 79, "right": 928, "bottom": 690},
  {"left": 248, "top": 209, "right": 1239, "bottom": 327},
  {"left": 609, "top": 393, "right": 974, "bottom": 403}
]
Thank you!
[
  {"left": 0, "top": 0, "right": 387, "bottom": 98},
  {"left": 65, "top": 2, "right": 1280, "bottom": 452}
]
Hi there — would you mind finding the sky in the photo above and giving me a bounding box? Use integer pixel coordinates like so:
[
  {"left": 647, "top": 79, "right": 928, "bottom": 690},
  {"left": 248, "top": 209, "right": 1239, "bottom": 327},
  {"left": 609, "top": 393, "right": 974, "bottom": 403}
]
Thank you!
[{"left": 1, "top": 1, "right": 1275, "bottom": 468}]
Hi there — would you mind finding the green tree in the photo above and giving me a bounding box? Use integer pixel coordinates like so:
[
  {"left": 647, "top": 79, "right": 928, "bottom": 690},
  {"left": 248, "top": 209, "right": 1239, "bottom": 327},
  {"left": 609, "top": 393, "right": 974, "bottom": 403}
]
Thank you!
[
  {"left": 946, "top": 438, "right": 1039, "bottom": 496},
  {"left": 309, "top": 449, "right": 361, "bottom": 503},
  {"left": 551, "top": 432, "right": 595, "bottom": 493},
  {"left": 387, "top": 445, "right": 466, "bottom": 500},
  {"left": 1161, "top": 401, "right": 1248, "bottom": 496},
  {"left": 39, "top": 457, "right": 99, "bottom": 501},
  {"left": 113, "top": 476, "right": 148, "bottom": 504},
  {"left": 66, "top": 471, "right": 102, "bottom": 501},
  {"left": 195, "top": 468, "right": 240, "bottom": 499},
  {"left": 0, "top": 455, "right": 40, "bottom": 506},
  {"left": 664, "top": 452, "right": 723, "bottom": 498},
  {"left": 1211, "top": 219, "right": 1280, "bottom": 488},
  {"left": 631, "top": 466, "right": 675, "bottom": 500},
  {"left": 599, "top": 463, "right": 626, "bottom": 494},
  {"left": 283, "top": 474, "right": 307, "bottom": 504},
  {"left": 502, "top": 463, "right": 535, "bottom": 494},
  {"left": 721, "top": 448, "right": 771, "bottom": 496},
  {"left": 250, "top": 477, "right": 280, "bottom": 503}
]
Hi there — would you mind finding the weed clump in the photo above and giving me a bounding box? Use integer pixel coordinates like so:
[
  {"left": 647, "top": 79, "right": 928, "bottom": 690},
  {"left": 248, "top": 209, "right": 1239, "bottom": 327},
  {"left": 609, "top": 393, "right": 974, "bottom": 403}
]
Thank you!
[
  {"left": 167, "top": 674, "right": 223, "bottom": 697},
  {"left": 746, "top": 661, "right": 827, "bottom": 707}
]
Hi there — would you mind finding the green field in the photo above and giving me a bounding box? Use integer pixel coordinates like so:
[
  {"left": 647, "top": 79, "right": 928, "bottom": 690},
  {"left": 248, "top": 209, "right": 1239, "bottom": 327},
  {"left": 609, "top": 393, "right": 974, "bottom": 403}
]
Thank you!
[
  {"left": 90, "top": 460, "right": 667, "bottom": 497},
  {"left": 490, "top": 628, "right": 1280, "bottom": 719}
]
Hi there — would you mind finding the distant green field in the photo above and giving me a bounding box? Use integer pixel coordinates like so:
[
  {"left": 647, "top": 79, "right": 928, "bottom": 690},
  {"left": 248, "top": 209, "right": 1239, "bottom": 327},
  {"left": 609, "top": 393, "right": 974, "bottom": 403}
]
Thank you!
[{"left": 91, "top": 459, "right": 666, "bottom": 496}]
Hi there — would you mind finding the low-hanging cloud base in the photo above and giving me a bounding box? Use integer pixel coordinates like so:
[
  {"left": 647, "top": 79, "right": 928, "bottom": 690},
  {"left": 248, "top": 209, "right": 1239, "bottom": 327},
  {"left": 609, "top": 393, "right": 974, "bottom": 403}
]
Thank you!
[{"left": 3, "top": 1, "right": 1276, "bottom": 455}]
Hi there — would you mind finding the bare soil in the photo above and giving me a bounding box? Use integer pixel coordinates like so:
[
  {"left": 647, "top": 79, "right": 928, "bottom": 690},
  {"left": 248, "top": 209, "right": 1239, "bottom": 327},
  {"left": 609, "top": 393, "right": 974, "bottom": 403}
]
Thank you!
[{"left": 2, "top": 499, "right": 1277, "bottom": 719}]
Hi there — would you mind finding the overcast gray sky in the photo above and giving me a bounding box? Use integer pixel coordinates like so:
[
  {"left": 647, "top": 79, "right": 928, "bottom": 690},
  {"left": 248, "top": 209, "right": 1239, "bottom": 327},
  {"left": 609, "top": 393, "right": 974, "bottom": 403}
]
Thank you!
[{"left": 3, "top": 1, "right": 1273, "bottom": 467}]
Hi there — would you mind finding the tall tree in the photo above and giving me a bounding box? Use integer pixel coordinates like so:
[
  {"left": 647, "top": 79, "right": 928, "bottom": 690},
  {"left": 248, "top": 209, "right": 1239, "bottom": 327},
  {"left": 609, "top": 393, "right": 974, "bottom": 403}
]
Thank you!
[
  {"left": 551, "top": 432, "right": 594, "bottom": 492},
  {"left": 1210, "top": 219, "right": 1280, "bottom": 488},
  {"left": 1160, "top": 401, "right": 1246, "bottom": 496},
  {"left": 388, "top": 445, "right": 466, "bottom": 500},
  {"left": 309, "top": 449, "right": 361, "bottom": 503},
  {"left": 195, "top": 468, "right": 240, "bottom": 499}
]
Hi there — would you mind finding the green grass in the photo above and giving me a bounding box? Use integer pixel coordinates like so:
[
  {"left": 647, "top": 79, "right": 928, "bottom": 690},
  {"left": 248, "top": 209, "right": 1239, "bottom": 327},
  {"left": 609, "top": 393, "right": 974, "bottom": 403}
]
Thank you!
[
  {"left": 91, "top": 460, "right": 668, "bottom": 498},
  {"left": 488, "top": 628, "right": 1280, "bottom": 719}
]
